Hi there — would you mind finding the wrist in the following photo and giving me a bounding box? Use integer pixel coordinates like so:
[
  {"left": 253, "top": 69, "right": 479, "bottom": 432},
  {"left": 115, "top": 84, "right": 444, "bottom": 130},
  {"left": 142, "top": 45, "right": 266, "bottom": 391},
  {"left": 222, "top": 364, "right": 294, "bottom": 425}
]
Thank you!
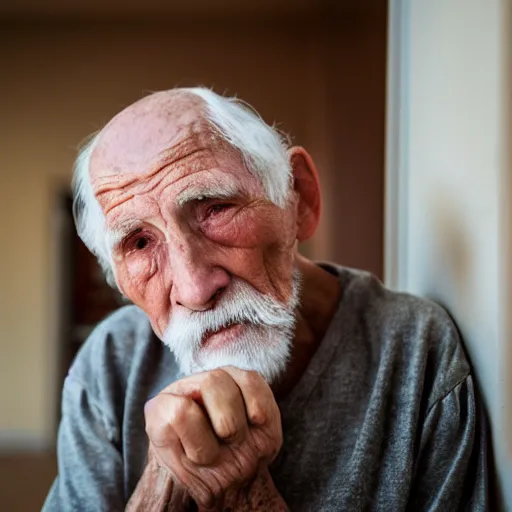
[
  {"left": 220, "top": 466, "right": 288, "bottom": 512},
  {"left": 126, "top": 447, "right": 190, "bottom": 511}
]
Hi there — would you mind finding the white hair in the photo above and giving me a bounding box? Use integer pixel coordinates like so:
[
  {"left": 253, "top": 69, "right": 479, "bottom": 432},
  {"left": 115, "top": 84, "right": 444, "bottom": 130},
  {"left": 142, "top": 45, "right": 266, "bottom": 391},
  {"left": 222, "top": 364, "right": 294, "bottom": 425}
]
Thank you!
[{"left": 72, "top": 87, "right": 293, "bottom": 287}]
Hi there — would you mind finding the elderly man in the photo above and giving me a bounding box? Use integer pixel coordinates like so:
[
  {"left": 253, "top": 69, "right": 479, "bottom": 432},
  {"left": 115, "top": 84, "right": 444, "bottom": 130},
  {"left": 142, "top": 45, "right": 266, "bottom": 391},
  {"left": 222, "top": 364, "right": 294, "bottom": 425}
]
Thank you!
[{"left": 44, "top": 88, "right": 488, "bottom": 511}]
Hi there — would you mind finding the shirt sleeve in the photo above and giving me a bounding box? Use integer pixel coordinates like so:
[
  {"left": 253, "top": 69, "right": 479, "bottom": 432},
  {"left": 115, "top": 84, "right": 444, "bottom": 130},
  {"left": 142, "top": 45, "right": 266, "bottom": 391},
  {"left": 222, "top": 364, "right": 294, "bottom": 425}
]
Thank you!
[
  {"left": 408, "top": 375, "right": 489, "bottom": 511},
  {"left": 42, "top": 376, "right": 125, "bottom": 512}
]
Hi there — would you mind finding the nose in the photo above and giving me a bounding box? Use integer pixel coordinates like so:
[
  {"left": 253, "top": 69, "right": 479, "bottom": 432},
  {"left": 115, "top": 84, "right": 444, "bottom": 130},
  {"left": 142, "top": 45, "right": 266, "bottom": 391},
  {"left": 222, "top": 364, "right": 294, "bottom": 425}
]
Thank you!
[{"left": 169, "top": 241, "right": 231, "bottom": 312}]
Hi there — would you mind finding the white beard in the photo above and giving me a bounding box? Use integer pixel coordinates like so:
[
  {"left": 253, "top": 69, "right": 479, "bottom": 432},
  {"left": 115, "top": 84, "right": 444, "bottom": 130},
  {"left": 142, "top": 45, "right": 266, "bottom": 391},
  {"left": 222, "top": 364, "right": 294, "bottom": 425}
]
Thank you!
[{"left": 162, "top": 271, "right": 301, "bottom": 384}]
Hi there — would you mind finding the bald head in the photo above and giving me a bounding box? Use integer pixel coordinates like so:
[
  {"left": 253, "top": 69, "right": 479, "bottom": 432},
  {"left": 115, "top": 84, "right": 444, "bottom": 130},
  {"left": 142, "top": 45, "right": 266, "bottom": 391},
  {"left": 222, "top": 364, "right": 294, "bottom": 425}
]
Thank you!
[{"left": 90, "top": 90, "right": 208, "bottom": 181}]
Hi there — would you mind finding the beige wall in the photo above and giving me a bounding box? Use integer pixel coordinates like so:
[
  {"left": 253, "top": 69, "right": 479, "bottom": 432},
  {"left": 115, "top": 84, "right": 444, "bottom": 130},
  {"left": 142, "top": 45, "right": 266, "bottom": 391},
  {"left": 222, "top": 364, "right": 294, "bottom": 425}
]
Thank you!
[
  {"left": 0, "top": 12, "right": 387, "bottom": 447},
  {"left": 386, "top": 0, "right": 511, "bottom": 506}
]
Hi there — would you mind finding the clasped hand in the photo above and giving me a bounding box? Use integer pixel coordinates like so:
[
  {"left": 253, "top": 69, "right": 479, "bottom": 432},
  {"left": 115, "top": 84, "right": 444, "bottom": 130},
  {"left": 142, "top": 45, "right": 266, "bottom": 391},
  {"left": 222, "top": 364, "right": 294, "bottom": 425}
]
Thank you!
[{"left": 142, "top": 366, "right": 286, "bottom": 511}]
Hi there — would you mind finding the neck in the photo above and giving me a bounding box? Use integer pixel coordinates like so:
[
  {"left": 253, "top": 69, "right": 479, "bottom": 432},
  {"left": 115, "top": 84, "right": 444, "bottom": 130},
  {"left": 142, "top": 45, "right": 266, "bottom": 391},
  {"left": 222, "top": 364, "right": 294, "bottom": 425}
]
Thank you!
[{"left": 272, "top": 256, "right": 341, "bottom": 399}]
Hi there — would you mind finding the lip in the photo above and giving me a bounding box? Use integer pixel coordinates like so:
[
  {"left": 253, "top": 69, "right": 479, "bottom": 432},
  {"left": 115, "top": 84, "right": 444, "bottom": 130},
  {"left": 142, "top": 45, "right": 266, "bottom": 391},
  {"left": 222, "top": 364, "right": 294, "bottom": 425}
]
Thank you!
[{"left": 201, "top": 323, "right": 245, "bottom": 351}]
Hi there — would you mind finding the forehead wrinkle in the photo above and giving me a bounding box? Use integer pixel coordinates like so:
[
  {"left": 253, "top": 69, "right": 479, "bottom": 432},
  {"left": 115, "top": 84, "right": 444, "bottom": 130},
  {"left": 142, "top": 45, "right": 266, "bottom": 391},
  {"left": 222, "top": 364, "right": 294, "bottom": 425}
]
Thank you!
[
  {"left": 93, "top": 145, "right": 211, "bottom": 196},
  {"left": 100, "top": 162, "right": 220, "bottom": 218},
  {"left": 102, "top": 193, "right": 136, "bottom": 216},
  {"left": 91, "top": 123, "right": 221, "bottom": 184},
  {"left": 95, "top": 146, "right": 219, "bottom": 216},
  {"left": 153, "top": 126, "right": 221, "bottom": 169},
  {"left": 93, "top": 124, "right": 261, "bottom": 230}
]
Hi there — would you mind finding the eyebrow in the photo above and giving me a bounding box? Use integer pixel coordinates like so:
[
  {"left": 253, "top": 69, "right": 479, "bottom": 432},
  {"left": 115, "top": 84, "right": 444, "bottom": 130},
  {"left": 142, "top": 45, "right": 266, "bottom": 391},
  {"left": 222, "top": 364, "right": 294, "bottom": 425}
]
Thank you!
[
  {"left": 106, "top": 220, "right": 144, "bottom": 252},
  {"left": 175, "top": 181, "right": 243, "bottom": 207}
]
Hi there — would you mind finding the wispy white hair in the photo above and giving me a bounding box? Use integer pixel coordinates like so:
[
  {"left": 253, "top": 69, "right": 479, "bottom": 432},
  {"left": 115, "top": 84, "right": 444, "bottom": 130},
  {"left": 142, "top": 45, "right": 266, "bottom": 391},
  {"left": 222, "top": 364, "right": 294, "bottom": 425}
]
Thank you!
[{"left": 72, "top": 87, "right": 293, "bottom": 287}]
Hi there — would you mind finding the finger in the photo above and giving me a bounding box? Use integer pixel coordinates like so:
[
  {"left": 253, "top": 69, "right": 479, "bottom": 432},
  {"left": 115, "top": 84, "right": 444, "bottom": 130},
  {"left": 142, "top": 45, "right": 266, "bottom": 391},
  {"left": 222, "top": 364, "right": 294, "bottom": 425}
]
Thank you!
[
  {"left": 145, "top": 393, "right": 220, "bottom": 466},
  {"left": 200, "top": 370, "right": 249, "bottom": 443},
  {"left": 220, "top": 367, "right": 279, "bottom": 428},
  {"left": 169, "top": 370, "right": 249, "bottom": 443},
  {"left": 220, "top": 367, "right": 282, "bottom": 463}
]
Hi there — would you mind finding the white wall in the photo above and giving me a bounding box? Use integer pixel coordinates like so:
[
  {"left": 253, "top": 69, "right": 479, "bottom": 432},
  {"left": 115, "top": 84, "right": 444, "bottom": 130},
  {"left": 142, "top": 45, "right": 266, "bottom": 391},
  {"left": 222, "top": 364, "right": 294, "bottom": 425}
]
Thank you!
[{"left": 386, "top": 0, "right": 512, "bottom": 507}]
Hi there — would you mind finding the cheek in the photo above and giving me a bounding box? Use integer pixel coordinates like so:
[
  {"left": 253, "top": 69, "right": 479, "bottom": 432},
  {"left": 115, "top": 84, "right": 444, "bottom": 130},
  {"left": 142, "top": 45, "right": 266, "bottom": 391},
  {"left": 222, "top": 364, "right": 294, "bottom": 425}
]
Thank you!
[
  {"left": 205, "top": 206, "right": 296, "bottom": 249},
  {"left": 209, "top": 210, "right": 297, "bottom": 301},
  {"left": 116, "top": 251, "right": 155, "bottom": 293},
  {"left": 114, "top": 247, "right": 171, "bottom": 335},
  {"left": 223, "top": 245, "right": 296, "bottom": 304},
  {"left": 126, "top": 251, "right": 158, "bottom": 283}
]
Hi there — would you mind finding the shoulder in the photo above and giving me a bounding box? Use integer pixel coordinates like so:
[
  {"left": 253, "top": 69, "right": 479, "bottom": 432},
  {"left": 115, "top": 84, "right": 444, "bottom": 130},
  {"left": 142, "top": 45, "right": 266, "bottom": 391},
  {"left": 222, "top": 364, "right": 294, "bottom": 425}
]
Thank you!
[
  {"left": 68, "top": 304, "right": 153, "bottom": 384},
  {"left": 64, "top": 305, "right": 165, "bottom": 424},
  {"left": 331, "top": 265, "right": 471, "bottom": 410},
  {"left": 331, "top": 264, "right": 458, "bottom": 330}
]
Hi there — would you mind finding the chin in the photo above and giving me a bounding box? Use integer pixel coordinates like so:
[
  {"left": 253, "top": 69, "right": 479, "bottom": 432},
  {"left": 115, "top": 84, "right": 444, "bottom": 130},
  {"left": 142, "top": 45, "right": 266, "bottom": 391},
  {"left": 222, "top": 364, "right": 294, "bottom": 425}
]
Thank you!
[{"left": 184, "top": 326, "right": 291, "bottom": 384}]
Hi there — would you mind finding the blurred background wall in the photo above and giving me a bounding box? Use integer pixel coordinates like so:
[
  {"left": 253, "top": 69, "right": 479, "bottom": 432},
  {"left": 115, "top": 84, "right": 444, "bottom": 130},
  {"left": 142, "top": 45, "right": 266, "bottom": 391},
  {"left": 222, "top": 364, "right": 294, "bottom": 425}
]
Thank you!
[
  {"left": 386, "top": 0, "right": 511, "bottom": 507},
  {"left": 0, "top": 1, "right": 387, "bottom": 509}
]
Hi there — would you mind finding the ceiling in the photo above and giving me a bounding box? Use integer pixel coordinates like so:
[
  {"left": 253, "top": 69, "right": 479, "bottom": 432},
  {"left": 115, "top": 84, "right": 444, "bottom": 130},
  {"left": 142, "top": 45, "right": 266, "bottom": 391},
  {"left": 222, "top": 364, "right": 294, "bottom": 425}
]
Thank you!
[{"left": 0, "top": 0, "right": 385, "bottom": 21}]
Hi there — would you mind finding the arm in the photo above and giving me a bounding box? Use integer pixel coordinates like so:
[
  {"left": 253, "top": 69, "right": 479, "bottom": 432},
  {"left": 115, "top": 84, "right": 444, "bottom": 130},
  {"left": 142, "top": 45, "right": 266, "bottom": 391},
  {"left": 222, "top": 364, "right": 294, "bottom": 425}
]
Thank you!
[
  {"left": 128, "top": 367, "right": 288, "bottom": 511},
  {"left": 126, "top": 449, "right": 287, "bottom": 512},
  {"left": 409, "top": 375, "right": 489, "bottom": 511},
  {"left": 43, "top": 377, "right": 125, "bottom": 512},
  {"left": 125, "top": 447, "right": 190, "bottom": 511}
]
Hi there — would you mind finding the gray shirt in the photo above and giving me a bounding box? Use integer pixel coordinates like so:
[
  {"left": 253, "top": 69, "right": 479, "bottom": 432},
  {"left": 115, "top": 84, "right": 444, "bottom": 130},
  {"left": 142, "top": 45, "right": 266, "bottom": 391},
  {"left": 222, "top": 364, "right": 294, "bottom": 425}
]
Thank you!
[{"left": 43, "top": 265, "right": 488, "bottom": 511}]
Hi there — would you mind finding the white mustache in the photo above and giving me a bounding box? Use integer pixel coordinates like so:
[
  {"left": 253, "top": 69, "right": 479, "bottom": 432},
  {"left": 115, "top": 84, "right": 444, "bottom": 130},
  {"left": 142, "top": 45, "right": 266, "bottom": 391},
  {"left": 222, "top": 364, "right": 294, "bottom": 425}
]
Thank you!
[{"left": 163, "top": 273, "right": 301, "bottom": 355}]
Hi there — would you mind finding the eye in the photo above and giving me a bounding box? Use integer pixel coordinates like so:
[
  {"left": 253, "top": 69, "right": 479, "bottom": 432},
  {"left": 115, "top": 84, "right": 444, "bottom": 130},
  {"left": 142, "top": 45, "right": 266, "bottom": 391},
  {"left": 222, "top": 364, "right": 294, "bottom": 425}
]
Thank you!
[
  {"left": 122, "top": 229, "right": 154, "bottom": 253},
  {"left": 206, "top": 203, "right": 232, "bottom": 217},
  {"left": 135, "top": 236, "right": 149, "bottom": 250}
]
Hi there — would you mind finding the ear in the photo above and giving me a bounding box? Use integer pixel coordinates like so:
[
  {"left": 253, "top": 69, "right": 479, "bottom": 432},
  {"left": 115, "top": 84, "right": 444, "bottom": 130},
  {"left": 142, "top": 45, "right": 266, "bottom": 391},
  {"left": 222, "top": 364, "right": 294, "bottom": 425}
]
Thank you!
[{"left": 289, "top": 146, "right": 322, "bottom": 242}]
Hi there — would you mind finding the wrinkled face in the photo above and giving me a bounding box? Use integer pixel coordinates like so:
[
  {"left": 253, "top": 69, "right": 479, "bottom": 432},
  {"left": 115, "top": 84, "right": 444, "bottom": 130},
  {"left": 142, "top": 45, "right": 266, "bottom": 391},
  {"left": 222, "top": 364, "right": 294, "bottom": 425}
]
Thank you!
[{"left": 89, "top": 96, "right": 301, "bottom": 382}]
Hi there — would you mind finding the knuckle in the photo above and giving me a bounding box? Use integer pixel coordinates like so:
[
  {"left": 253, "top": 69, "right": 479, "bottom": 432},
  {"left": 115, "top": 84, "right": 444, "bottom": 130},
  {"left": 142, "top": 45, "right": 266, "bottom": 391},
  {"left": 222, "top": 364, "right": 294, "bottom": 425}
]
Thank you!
[
  {"left": 144, "top": 397, "right": 165, "bottom": 440},
  {"left": 241, "top": 369, "right": 262, "bottom": 388},
  {"left": 188, "top": 444, "right": 209, "bottom": 465},
  {"left": 203, "top": 368, "right": 228, "bottom": 388},
  {"left": 248, "top": 403, "right": 267, "bottom": 425},
  {"left": 143, "top": 400, "right": 153, "bottom": 421},
  {"left": 215, "top": 414, "right": 238, "bottom": 440},
  {"left": 143, "top": 395, "right": 160, "bottom": 420},
  {"left": 144, "top": 421, "right": 158, "bottom": 441},
  {"left": 168, "top": 395, "right": 194, "bottom": 426},
  {"left": 145, "top": 419, "right": 168, "bottom": 446}
]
